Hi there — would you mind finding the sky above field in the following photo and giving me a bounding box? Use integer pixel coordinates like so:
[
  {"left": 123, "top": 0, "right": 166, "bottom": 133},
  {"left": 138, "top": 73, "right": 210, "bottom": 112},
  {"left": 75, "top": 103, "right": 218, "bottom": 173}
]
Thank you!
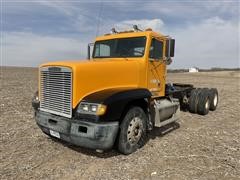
[{"left": 1, "top": 0, "right": 239, "bottom": 68}]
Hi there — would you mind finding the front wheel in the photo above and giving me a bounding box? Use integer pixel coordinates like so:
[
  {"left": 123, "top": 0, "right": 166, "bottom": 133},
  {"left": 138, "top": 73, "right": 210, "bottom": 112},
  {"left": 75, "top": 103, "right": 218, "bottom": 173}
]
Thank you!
[{"left": 117, "top": 106, "right": 147, "bottom": 155}]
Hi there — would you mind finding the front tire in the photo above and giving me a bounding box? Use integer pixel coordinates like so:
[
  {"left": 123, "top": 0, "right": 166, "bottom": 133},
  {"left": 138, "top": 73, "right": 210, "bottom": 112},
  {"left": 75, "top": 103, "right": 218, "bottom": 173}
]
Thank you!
[{"left": 118, "top": 106, "right": 147, "bottom": 155}]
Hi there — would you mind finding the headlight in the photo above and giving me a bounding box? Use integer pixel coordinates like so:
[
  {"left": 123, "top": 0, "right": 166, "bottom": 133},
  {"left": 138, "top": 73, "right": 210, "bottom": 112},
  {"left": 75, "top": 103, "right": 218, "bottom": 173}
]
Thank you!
[
  {"left": 35, "top": 95, "right": 39, "bottom": 101},
  {"left": 32, "top": 91, "right": 40, "bottom": 110},
  {"left": 77, "top": 102, "right": 107, "bottom": 115}
]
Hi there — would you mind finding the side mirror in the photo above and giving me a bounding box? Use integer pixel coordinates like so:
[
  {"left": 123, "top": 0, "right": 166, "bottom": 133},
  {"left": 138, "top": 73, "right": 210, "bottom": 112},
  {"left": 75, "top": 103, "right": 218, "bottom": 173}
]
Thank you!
[
  {"left": 87, "top": 43, "right": 94, "bottom": 60},
  {"left": 166, "top": 38, "right": 175, "bottom": 58}
]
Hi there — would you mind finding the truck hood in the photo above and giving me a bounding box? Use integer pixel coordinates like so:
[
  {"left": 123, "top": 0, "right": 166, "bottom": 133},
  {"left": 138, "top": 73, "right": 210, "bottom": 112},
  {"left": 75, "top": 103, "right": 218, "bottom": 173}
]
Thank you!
[{"left": 40, "top": 59, "right": 141, "bottom": 108}]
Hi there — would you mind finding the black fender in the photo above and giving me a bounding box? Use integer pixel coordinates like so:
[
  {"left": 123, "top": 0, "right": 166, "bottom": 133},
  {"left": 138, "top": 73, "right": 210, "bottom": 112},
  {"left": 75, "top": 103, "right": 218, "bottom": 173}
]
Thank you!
[{"left": 78, "top": 88, "right": 152, "bottom": 122}]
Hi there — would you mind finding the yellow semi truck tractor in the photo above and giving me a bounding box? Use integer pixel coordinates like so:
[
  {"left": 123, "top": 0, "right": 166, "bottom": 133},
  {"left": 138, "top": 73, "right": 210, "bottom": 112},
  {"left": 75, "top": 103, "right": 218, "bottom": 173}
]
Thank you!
[{"left": 32, "top": 26, "right": 218, "bottom": 154}]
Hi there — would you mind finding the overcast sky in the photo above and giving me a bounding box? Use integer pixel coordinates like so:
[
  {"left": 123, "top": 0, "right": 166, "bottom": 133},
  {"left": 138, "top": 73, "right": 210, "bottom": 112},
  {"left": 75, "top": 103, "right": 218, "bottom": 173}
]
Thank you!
[{"left": 1, "top": 0, "right": 239, "bottom": 68}]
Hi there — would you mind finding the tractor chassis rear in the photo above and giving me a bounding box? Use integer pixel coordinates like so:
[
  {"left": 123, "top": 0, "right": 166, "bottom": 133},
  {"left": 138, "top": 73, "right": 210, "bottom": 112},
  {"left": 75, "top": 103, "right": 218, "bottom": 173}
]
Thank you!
[{"left": 165, "top": 83, "right": 195, "bottom": 111}]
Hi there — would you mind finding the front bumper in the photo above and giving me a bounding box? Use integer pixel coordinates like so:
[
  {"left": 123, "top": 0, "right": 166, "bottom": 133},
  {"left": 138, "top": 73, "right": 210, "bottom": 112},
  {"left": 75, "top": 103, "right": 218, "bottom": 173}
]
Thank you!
[{"left": 35, "top": 111, "right": 119, "bottom": 150}]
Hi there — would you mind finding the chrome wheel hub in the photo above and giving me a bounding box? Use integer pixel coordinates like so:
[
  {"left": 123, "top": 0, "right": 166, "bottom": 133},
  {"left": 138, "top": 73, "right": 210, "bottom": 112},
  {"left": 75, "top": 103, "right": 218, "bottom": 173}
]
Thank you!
[{"left": 127, "top": 117, "right": 143, "bottom": 145}]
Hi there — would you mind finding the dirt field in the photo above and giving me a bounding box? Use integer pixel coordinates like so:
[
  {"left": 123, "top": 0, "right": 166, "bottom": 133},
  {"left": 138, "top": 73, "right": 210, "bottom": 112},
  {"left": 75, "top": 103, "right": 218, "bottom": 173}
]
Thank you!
[{"left": 0, "top": 67, "right": 239, "bottom": 180}]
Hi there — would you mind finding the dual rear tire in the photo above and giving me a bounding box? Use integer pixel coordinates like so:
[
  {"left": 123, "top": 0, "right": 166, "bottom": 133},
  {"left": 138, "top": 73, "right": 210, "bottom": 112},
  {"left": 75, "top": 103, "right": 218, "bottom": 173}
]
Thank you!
[
  {"left": 209, "top": 88, "right": 218, "bottom": 111},
  {"left": 189, "top": 88, "right": 218, "bottom": 115}
]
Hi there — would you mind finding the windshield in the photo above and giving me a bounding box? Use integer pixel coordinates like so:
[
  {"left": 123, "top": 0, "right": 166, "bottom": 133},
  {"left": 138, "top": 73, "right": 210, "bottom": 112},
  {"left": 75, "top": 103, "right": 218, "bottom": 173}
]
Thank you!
[{"left": 93, "top": 36, "right": 146, "bottom": 58}]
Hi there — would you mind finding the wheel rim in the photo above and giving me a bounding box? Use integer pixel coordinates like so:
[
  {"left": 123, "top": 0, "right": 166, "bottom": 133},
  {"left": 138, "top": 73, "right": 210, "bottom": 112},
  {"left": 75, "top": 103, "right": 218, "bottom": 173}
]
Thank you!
[
  {"left": 127, "top": 117, "right": 143, "bottom": 145},
  {"left": 213, "top": 94, "right": 218, "bottom": 106},
  {"left": 205, "top": 99, "right": 210, "bottom": 109}
]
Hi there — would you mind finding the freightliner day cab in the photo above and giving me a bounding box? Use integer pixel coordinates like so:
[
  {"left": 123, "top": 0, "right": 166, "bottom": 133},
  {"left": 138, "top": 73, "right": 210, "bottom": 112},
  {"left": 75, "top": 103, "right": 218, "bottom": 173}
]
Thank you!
[{"left": 32, "top": 26, "right": 218, "bottom": 154}]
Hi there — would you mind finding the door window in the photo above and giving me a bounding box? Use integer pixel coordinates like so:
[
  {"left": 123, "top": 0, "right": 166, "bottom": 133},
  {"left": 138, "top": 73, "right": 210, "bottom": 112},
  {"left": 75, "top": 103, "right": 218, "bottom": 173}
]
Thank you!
[{"left": 149, "top": 39, "right": 163, "bottom": 60}]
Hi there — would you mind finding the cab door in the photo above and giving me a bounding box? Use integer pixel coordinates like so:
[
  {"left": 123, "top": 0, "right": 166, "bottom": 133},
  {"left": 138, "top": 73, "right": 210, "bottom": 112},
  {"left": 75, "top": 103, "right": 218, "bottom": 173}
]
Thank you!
[{"left": 147, "top": 38, "right": 167, "bottom": 97}]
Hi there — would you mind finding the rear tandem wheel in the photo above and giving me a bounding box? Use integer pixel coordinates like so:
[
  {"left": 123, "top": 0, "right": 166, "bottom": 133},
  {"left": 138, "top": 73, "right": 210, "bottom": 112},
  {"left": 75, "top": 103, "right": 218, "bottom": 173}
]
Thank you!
[
  {"left": 208, "top": 88, "right": 218, "bottom": 111},
  {"left": 197, "top": 88, "right": 210, "bottom": 115},
  {"left": 189, "top": 88, "right": 202, "bottom": 113}
]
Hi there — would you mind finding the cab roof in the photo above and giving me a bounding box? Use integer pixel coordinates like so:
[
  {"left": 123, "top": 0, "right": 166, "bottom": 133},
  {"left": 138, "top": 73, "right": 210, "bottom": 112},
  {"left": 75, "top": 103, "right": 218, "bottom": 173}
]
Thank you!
[{"left": 95, "top": 30, "right": 166, "bottom": 41}]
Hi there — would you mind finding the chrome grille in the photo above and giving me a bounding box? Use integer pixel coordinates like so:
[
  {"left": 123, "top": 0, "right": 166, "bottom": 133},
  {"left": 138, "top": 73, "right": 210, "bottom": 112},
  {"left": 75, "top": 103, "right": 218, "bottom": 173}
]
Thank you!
[{"left": 40, "top": 66, "right": 72, "bottom": 118}]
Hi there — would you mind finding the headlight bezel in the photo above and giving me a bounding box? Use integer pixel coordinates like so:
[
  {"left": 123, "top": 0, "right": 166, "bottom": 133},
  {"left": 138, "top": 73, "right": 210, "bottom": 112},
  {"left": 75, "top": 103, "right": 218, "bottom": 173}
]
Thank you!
[{"left": 77, "top": 102, "right": 107, "bottom": 116}]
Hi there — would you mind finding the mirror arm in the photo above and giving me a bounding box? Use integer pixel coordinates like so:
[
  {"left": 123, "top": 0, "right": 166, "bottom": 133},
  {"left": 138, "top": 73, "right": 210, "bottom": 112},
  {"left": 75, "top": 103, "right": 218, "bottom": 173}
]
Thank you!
[
  {"left": 87, "top": 45, "right": 91, "bottom": 60},
  {"left": 87, "top": 43, "right": 94, "bottom": 60},
  {"left": 163, "top": 56, "right": 172, "bottom": 65}
]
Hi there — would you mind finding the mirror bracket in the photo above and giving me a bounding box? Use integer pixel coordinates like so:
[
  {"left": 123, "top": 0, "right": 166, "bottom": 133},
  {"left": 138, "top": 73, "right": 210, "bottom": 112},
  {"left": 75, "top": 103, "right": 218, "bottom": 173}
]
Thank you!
[
  {"left": 163, "top": 57, "right": 172, "bottom": 65},
  {"left": 87, "top": 43, "right": 94, "bottom": 60}
]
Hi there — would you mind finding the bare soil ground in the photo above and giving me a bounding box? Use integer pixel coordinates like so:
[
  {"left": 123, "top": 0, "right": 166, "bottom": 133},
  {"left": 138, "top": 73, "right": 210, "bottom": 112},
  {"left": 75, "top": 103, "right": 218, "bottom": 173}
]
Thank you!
[{"left": 0, "top": 67, "right": 239, "bottom": 180}]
